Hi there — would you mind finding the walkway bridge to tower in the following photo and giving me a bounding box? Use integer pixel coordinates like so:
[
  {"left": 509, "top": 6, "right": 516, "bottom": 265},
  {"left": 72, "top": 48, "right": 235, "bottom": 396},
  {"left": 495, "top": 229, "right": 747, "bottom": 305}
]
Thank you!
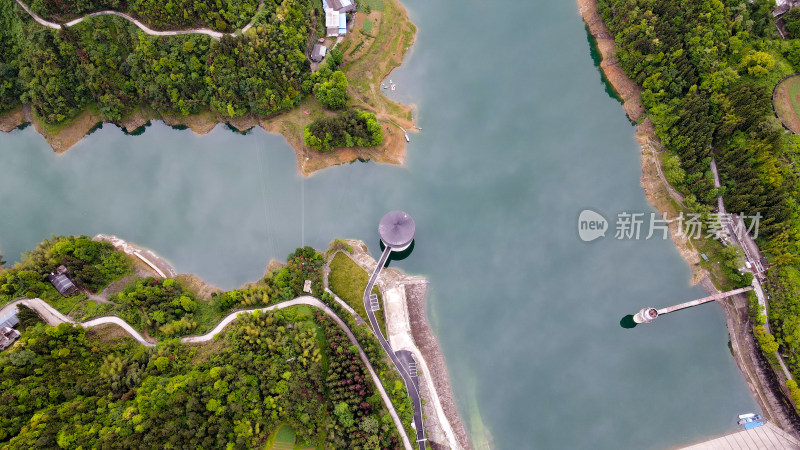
[{"left": 634, "top": 286, "right": 754, "bottom": 324}]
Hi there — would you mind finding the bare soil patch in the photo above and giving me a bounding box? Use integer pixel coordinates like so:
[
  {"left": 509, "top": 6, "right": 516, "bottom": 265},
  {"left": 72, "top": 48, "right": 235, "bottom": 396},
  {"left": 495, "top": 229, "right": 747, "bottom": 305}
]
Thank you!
[
  {"left": 0, "top": 106, "right": 26, "bottom": 132},
  {"left": 31, "top": 107, "right": 102, "bottom": 153},
  {"left": 176, "top": 273, "right": 222, "bottom": 302}
]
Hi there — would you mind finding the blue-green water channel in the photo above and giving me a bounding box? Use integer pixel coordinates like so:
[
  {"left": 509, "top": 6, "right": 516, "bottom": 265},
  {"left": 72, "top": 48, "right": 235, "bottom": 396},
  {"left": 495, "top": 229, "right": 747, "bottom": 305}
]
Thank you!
[{"left": 0, "top": 0, "right": 759, "bottom": 448}]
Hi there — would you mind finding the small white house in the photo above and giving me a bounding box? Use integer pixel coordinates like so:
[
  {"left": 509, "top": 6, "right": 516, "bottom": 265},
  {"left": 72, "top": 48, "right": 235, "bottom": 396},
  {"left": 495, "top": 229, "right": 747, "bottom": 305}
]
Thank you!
[
  {"left": 326, "top": 9, "right": 340, "bottom": 37},
  {"left": 323, "top": 0, "right": 350, "bottom": 36}
]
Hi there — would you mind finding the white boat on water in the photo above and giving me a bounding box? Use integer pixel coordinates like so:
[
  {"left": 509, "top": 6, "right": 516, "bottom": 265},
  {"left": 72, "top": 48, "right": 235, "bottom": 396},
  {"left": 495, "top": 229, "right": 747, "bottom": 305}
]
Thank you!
[{"left": 737, "top": 413, "right": 762, "bottom": 426}]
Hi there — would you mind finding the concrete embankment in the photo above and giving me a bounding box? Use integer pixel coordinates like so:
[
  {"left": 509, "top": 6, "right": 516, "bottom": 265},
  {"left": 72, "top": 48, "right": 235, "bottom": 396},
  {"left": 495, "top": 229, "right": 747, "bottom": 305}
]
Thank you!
[{"left": 340, "top": 241, "right": 472, "bottom": 450}]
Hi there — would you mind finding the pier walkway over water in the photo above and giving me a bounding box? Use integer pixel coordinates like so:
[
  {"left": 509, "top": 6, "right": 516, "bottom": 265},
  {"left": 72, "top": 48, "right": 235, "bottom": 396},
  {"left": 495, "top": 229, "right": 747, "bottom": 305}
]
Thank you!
[
  {"left": 657, "top": 286, "right": 754, "bottom": 315},
  {"left": 635, "top": 286, "right": 754, "bottom": 324},
  {"left": 681, "top": 421, "right": 800, "bottom": 449}
]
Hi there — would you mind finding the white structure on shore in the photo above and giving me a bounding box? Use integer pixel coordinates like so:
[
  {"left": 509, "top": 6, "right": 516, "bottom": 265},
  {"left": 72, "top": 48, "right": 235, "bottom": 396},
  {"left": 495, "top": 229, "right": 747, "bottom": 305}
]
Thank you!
[{"left": 322, "top": 0, "right": 353, "bottom": 36}]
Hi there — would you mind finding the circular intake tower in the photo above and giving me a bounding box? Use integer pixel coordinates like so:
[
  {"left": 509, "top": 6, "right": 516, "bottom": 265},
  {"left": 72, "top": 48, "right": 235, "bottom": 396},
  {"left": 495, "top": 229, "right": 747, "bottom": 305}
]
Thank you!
[
  {"left": 634, "top": 307, "right": 659, "bottom": 324},
  {"left": 379, "top": 210, "right": 415, "bottom": 251}
]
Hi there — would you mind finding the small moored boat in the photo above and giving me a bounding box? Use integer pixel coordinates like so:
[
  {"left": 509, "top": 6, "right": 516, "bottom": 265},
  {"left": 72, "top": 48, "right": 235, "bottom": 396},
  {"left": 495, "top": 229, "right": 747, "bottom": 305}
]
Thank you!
[{"left": 737, "top": 413, "right": 763, "bottom": 429}]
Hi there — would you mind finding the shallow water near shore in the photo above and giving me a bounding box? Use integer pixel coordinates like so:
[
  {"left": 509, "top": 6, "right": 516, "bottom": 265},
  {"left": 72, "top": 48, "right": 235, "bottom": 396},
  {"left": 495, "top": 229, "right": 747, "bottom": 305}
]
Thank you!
[{"left": 0, "top": 0, "right": 759, "bottom": 448}]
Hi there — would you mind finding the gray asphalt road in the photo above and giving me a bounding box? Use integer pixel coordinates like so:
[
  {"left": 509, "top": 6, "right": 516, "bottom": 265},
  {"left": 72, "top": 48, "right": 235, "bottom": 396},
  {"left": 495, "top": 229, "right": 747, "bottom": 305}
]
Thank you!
[{"left": 363, "top": 246, "right": 427, "bottom": 450}]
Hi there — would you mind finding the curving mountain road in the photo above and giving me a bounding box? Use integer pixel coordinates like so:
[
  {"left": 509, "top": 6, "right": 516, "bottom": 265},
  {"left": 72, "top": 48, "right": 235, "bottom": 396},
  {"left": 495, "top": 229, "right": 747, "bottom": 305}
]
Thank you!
[
  {"left": 14, "top": 0, "right": 262, "bottom": 40},
  {"left": 0, "top": 296, "right": 414, "bottom": 450}
]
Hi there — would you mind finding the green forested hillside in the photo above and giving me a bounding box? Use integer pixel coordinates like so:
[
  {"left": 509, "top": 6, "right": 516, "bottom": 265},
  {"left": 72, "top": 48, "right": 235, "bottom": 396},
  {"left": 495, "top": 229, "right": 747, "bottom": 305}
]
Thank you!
[
  {"left": 598, "top": 0, "right": 800, "bottom": 388},
  {"left": 26, "top": 0, "right": 260, "bottom": 31},
  {"left": 0, "top": 0, "right": 312, "bottom": 123},
  {"left": 599, "top": 0, "right": 795, "bottom": 254},
  {"left": 0, "top": 238, "right": 414, "bottom": 448},
  {"left": 0, "top": 308, "right": 404, "bottom": 448}
]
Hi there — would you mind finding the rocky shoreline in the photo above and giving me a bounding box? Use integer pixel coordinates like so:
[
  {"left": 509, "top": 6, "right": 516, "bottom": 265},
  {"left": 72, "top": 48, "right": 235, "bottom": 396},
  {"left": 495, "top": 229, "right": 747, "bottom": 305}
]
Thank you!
[
  {"left": 578, "top": 0, "right": 800, "bottom": 437},
  {"left": 578, "top": 0, "right": 709, "bottom": 286},
  {"left": 0, "top": 99, "right": 410, "bottom": 177},
  {"left": 405, "top": 281, "right": 473, "bottom": 449}
]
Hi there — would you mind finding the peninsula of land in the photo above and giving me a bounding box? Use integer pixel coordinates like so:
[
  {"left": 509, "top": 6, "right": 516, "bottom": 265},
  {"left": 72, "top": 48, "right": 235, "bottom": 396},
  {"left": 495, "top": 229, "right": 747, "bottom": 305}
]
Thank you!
[
  {"left": 0, "top": 234, "right": 470, "bottom": 449},
  {"left": 0, "top": 0, "right": 417, "bottom": 176}
]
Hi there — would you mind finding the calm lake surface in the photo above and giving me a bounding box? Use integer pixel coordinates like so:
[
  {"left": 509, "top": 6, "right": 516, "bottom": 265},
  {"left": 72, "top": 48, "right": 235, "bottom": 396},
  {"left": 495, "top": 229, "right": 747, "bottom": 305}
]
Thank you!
[{"left": 0, "top": 0, "right": 759, "bottom": 448}]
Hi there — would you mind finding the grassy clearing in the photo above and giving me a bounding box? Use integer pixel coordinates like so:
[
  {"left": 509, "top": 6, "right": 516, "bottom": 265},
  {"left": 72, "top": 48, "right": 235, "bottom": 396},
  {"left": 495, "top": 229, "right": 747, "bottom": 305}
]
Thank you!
[
  {"left": 363, "top": 0, "right": 385, "bottom": 11},
  {"left": 789, "top": 80, "right": 800, "bottom": 122},
  {"left": 362, "top": 17, "right": 373, "bottom": 33},
  {"left": 342, "top": 0, "right": 415, "bottom": 123},
  {"left": 328, "top": 252, "right": 386, "bottom": 336},
  {"left": 70, "top": 299, "right": 114, "bottom": 321},
  {"left": 692, "top": 233, "right": 739, "bottom": 291},
  {"left": 774, "top": 75, "right": 800, "bottom": 134},
  {"left": 52, "top": 294, "right": 88, "bottom": 316},
  {"left": 270, "top": 425, "right": 295, "bottom": 450}
]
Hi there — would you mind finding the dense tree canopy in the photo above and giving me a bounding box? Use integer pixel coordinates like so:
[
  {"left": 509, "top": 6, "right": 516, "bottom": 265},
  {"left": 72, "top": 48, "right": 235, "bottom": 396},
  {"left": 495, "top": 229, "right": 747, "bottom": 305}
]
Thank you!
[
  {"left": 0, "top": 307, "right": 404, "bottom": 448},
  {"left": 599, "top": 0, "right": 800, "bottom": 391},
  {"left": 0, "top": 236, "right": 131, "bottom": 301},
  {"left": 0, "top": 0, "right": 313, "bottom": 122},
  {"left": 304, "top": 109, "right": 383, "bottom": 152},
  {"left": 786, "top": 8, "right": 800, "bottom": 38},
  {"left": 599, "top": 0, "right": 799, "bottom": 255},
  {"left": 26, "top": 0, "right": 260, "bottom": 32},
  {"left": 0, "top": 0, "right": 388, "bottom": 153},
  {"left": 0, "top": 235, "right": 417, "bottom": 448}
]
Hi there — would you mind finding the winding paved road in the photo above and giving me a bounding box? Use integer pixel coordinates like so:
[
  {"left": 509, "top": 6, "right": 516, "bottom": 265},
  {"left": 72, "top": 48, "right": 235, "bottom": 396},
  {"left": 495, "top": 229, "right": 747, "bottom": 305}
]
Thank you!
[
  {"left": 14, "top": 0, "right": 262, "bottom": 40},
  {"left": 363, "top": 247, "right": 427, "bottom": 450},
  {"left": 0, "top": 296, "right": 414, "bottom": 450}
]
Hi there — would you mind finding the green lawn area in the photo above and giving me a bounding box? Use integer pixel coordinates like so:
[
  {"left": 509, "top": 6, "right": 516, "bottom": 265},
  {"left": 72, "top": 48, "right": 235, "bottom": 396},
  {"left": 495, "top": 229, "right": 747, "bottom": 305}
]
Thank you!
[
  {"left": 363, "top": 0, "right": 384, "bottom": 11},
  {"left": 50, "top": 293, "right": 88, "bottom": 316},
  {"left": 774, "top": 75, "right": 800, "bottom": 133},
  {"left": 265, "top": 424, "right": 320, "bottom": 450},
  {"left": 269, "top": 425, "right": 295, "bottom": 450},
  {"left": 788, "top": 78, "right": 800, "bottom": 121},
  {"left": 362, "top": 17, "right": 373, "bottom": 33},
  {"left": 328, "top": 252, "right": 386, "bottom": 336}
]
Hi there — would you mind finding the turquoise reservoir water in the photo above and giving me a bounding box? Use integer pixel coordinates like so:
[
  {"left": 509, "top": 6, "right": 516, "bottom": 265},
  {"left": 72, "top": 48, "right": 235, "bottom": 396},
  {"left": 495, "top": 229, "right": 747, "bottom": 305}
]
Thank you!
[{"left": 0, "top": 0, "right": 759, "bottom": 448}]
